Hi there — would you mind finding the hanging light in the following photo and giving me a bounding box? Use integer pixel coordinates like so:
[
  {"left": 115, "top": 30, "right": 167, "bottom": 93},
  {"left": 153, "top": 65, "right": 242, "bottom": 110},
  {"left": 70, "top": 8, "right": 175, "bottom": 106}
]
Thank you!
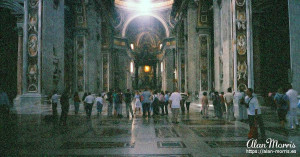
[{"left": 144, "top": 65, "right": 151, "bottom": 72}]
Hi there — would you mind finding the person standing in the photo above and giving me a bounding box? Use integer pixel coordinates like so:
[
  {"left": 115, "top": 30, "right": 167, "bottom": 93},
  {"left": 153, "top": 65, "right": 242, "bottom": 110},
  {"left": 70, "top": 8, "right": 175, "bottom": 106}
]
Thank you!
[
  {"left": 51, "top": 90, "right": 59, "bottom": 117},
  {"left": 142, "top": 87, "right": 152, "bottom": 118},
  {"left": 124, "top": 89, "right": 134, "bottom": 118},
  {"left": 60, "top": 90, "right": 70, "bottom": 125},
  {"left": 106, "top": 89, "right": 114, "bottom": 117},
  {"left": 82, "top": 92, "right": 88, "bottom": 113},
  {"left": 164, "top": 91, "right": 169, "bottom": 115},
  {"left": 224, "top": 88, "right": 234, "bottom": 121},
  {"left": 159, "top": 91, "right": 165, "bottom": 115},
  {"left": 286, "top": 84, "right": 299, "bottom": 129},
  {"left": 201, "top": 92, "right": 209, "bottom": 118},
  {"left": 0, "top": 87, "right": 10, "bottom": 117},
  {"left": 235, "top": 88, "right": 247, "bottom": 122},
  {"left": 84, "top": 93, "right": 95, "bottom": 119},
  {"left": 96, "top": 93, "right": 104, "bottom": 116},
  {"left": 220, "top": 92, "right": 226, "bottom": 114},
  {"left": 134, "top": 91, "right": 142, "bottom": 115},
  {"left": 213, "top": 92, "right": 222, "bottom": 119},
  {"left": 245, "top": 88, "right": 266, "bottom": 139},
  {"left": 115, "top": 89, "right": 123, "bottom": 118},
  {"left": 73, "top": 92, "right": 81, "bottom": 115},
  {"left": 185, "top": 92, "right": 191, "bottom": 113},
  {"left": 274, "top": 87, "right": 289, "bottom": 128},
  {"left": 169, "top": 89, "right": 182, "bottom": 123},
  {"left": 152, "top": 91, "right": 160, "bottom": 116}
]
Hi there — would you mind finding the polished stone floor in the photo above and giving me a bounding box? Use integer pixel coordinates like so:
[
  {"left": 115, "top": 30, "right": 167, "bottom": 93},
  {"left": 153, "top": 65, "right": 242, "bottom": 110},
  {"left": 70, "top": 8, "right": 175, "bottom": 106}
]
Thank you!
[{"left": 1, "top": 102, "right": 300, "bottom": 157}]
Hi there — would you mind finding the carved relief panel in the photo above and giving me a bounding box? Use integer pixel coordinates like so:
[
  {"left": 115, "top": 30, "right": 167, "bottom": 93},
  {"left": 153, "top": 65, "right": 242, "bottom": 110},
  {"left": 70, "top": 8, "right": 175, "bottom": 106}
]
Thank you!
[{"left": 235, "top": 0, "right": 248, "bottom": 91}]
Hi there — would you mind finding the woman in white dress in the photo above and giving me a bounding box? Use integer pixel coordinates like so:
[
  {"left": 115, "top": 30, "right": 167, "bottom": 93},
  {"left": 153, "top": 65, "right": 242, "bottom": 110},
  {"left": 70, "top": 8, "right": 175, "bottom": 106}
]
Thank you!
[{"left": 134, "top": 91, "right": 142, "bottom": 115}]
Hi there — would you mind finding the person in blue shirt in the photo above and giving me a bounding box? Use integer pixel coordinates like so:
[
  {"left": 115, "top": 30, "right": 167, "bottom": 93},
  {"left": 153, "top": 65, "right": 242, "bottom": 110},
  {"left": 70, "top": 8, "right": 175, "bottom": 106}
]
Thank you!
[
  {"left": 274, "top": 87, "right": 290, "bottom": 128},
  {"left": 142, "top": 87, "right": 152, "bottom": 118}
]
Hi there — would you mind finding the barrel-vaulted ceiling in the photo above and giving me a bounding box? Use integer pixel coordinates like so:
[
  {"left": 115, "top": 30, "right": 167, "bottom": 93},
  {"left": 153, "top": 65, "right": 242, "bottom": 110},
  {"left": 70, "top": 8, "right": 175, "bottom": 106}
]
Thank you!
[{"left": 113, "top": 0, "right": 175, "bottom": 54}]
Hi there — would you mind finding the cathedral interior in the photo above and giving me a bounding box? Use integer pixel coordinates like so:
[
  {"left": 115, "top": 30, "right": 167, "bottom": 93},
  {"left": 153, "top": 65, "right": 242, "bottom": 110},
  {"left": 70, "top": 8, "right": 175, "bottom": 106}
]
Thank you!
[{"left": 0, "top": 0, "right": 300, "bottom": 156}]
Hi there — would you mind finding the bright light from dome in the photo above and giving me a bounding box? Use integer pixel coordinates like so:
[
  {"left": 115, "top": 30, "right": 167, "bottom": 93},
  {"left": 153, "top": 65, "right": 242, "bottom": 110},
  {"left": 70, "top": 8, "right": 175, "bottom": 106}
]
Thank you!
[{"left": 126, "top": 0, "right": 153, "bottom": 14}]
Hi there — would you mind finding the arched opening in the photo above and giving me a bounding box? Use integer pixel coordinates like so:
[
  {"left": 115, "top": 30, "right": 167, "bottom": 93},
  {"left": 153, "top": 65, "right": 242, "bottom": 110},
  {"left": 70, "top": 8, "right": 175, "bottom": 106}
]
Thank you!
[
  {"left": 125, "top": 15, "right": 166, "bottom": 89},
  {"left": 0, "top": 8, "right": 18, "bottom": 102}
]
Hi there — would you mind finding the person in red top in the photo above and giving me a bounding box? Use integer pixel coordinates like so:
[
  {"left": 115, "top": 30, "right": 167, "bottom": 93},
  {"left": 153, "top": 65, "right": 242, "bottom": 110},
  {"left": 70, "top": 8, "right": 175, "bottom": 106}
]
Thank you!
[{"left": 220, "top": 92, "right": 226, "bottom": 114}]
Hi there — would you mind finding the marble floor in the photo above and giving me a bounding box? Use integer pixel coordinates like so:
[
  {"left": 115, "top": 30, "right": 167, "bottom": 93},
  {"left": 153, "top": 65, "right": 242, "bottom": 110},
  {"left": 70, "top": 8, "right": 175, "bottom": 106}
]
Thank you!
[{"left": 1, "top": 102, "right": 300, "bottom": 157}]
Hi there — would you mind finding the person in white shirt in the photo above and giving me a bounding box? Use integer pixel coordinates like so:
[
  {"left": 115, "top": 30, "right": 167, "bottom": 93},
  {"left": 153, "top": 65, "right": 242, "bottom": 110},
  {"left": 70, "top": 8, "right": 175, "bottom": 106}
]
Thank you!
[
  {"left": 51, "top": 90, "right": 60, "bottom": 117},
  {"left": 84, "top": 93, "right": 95, "bottom": 119},
  {"left": 286, "top": 84, "right": 299, "bottom": 129},
  {"left": 96, "top": 94, "right": 104, "bottom": 116},
  {"left": 169, "top": 89, "right": 182, "bottom": 123},
  {"left": 224, "top": 87, "right": 234, "bottom": 121},
  {"left": 245, "top": 88, "right": 265, "bottom": 139},
  {"left": 235, "top": 88, "right": 248, "bottom": 122}
]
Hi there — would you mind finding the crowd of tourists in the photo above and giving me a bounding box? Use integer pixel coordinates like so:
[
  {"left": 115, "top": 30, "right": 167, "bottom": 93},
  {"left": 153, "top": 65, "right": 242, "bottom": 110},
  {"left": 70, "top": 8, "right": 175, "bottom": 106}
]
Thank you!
[
  {"left": 49, "top": 84, "right": 299, "bottom": 137},
  {"left": 51, "top": 87, "right": 187, "bottom": 125}
]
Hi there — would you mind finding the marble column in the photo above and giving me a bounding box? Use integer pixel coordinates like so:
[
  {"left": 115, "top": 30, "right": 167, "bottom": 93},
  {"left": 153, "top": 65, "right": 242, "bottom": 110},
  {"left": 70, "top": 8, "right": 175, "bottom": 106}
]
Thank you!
[
  {"left": 17, "top": 20, "right": 23, "bottom": 95},
  {"left": 288, "top": 0, "right": 300, "bottom": 93}
]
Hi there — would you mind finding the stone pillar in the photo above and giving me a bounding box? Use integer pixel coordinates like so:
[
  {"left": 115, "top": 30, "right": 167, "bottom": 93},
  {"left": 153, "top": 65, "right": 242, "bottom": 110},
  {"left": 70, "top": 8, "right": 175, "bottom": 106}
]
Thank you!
[
  {"left": 187, "top": 2, "right": 199, "bottom": 93},
  {"left": 197, "top": 0, "right": 212, "bottom": 94},
  {"left": 213, "top": 0, "right": 221, "bottom": 92},
  {"left": 220, "top": 0, "right": 233, "bottom": 92},
  {"left": 17, "top": 18, "right": 23, "bottom": 95},
  {"left": 288, "top": 0, "right": 300, "bottom": 93},
  {"left": 19, "top": 0, "right": 43, "bottom": 108}
]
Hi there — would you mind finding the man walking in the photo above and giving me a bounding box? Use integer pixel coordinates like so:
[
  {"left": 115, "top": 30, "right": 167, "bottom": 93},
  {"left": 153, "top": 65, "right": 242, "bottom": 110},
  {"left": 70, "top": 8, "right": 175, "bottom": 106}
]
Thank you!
[
  {"left": 245, "top": 88, "right": 266, "bottom": 139},
  {"left": 286, "top": 84, "right": 299, "bottom": 129},
  {"left": 84, "top": 93, "right": 95, "bottom": 119},
  {"left": 106, "top": 89, "right": 114, "bottom": 117},
  {"left": 235, "top": 88, "right": 247, "bottom": 122},
  {"left": 142, "top": 87, "right": 152, "bottom": 118},
  {"left": 169, "top": 89, "right": 182, "bottom": 123},
  {"left": 60, "top": 90, "right": 70, "bottom": 125},
  {"left": 124, "top": 89, "right": 134, "bottom": 118},
  {"left": 224, "top": 87, "right": 234, "bottom": 121}
]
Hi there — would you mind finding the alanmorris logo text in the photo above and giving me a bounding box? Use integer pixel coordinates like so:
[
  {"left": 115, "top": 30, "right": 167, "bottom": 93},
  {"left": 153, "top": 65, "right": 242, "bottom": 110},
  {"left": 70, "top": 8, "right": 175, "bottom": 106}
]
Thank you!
[{"left": 247, "top": 138, "right": 296, "bottom": 149}]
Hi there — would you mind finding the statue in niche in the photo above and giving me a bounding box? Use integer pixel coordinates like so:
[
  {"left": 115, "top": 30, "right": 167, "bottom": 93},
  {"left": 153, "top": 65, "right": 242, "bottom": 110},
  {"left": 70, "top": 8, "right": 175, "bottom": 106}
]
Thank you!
[
  {"left": 237, "top": 61, "right": 247, "bottom": 80},
  {"left": 237, "top": 10, "right": 246, "bottom": 30}
]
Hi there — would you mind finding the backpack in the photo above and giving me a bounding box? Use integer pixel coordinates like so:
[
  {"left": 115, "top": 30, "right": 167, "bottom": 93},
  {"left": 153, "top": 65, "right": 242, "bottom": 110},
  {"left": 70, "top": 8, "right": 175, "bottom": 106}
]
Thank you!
[{"left": 277, "top": 95, "right": 288, "bottom": 110}]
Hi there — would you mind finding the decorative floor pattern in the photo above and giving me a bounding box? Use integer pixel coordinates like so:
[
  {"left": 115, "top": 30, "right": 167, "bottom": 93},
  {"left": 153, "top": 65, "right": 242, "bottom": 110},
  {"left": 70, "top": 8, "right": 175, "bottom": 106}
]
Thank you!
[
  {"left": 157, "top": 141, "right": 186, "bottom": 148},
  {"left": 182, "top": 119, "right": 233, "bottom": 125},
  {"left": 190, "top": 127, "right": 248, "bottom": 137},
  {"left": 155, "top": 127, "right": 180, "bottom": 138},
  {"left": 60, "top": 142, "right": 135, "bottom": 149},
  {"left": 205, "top": 141, "right": 247, "bottom": 148}
]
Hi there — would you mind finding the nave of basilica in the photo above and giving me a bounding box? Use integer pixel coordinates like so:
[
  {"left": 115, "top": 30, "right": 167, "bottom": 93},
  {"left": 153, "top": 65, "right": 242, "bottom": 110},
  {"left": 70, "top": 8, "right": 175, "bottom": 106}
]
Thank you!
[{"left": 0, "top": 0, "right": 300, "bottom": 156}]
